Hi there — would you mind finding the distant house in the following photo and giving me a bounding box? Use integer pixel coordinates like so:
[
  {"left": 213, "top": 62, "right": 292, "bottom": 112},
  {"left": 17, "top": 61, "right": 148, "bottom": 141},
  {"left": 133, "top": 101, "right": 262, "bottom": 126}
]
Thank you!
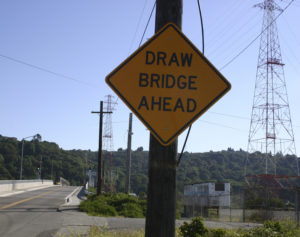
[{"left": 184, "top": 182, "right": 230, "bottom": 217}]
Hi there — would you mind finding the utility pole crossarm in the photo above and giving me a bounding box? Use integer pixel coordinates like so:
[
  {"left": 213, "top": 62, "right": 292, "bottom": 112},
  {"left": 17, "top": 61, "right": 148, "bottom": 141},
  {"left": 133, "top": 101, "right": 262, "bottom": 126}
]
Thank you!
[{"left": 91, "top": 111, "right": 112, "bottom": 114}]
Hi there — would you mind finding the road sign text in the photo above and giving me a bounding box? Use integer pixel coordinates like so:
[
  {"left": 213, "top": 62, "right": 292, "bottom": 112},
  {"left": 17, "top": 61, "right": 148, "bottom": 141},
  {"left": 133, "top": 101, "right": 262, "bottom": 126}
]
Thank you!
[
  {"left": 145, "top": 51, "right": 193, "bottom": 67},
  {"left": 106, "top": 23, "right": 231, "bottom": 145}
]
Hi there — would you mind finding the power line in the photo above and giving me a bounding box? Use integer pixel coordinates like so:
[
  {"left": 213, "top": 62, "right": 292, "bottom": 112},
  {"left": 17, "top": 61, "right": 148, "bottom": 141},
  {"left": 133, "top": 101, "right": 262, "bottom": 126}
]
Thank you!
[
  {"left": 198, "top": 119, "right": 247, "bottom": 132},
  {"left": 208, "top": 111, "right": 250, "bottom": 120},
  {"left": 177, "top": 0, "right": 205, "bottom": 166},
  {"left": 219, "top": 0, "right": 295, "bottom": 71},
  {"left": 207, "top": 1, "right": 256, "bottom": 55},
  {"left": 0, "top": 53, "right": 98, "bottom": 88},
  {"left": 128, "top": 0, "right": 149, "bottom": 55},
  {"left": 282, "top": 0, "right": 300, "bottom": 6},
  {"left": 282, "top": 15, "right": 300, "bottom": 49},
  {"left": 138, "top": 1, "right": 156, "bottom": 47},
  {"left": 115, "top": 1, "right": 156, "bottom": 105},
  {"left": 205, "top": 0, "right": 243, "bottom": 39},
  {"left": 114, "top": 110, "right": 299, "bottom": 127},
  {"left": 208, "top": 10, "right": 260, "bottom": 60}
]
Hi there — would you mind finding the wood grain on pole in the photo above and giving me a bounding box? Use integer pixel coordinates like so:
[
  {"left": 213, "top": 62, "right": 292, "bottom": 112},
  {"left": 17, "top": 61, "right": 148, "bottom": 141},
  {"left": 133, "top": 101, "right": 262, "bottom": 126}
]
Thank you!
[
  {"left": 97, "top": 101, "right": 103, "bottom": 195},
  {"left": 145, "top": 1, "right": 182, "bottom": 236}
]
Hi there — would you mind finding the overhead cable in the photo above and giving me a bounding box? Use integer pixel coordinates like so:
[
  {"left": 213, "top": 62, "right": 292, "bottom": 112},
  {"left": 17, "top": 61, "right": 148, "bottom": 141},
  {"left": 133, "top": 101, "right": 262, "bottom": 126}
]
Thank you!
[
  {"left": 0, "top": 53, "right": 97, "bottom": 88},
  {"left": 177, "top": 0, "right": 205, "bottom": 166},
  {"left": 220, "top": 0, "right": 295, "bottom": 71}
]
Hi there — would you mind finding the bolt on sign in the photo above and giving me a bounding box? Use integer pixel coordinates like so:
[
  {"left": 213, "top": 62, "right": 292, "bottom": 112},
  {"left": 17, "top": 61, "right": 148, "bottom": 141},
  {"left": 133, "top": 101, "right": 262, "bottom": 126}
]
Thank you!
[{"left": 106, "top": 23, "right": 231, "bottom": 146}]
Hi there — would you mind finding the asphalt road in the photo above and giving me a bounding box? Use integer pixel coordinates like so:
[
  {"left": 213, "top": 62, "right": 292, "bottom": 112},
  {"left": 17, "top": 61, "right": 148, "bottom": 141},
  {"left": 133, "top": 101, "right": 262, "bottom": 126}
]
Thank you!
[
  {"left": 0, "top": 186, "right": 78, "bottom": 237},
  {"left": 0, "top": 186, "right": 261, "bottom": 237}
]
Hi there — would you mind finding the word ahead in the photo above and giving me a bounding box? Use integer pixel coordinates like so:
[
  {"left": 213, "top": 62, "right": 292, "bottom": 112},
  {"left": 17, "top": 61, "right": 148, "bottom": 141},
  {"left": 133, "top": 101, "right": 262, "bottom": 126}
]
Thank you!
[
  {"left": 138, "top": 53, "right": 197, "bottom": 112},
  {"left": 106, "top": 23, "right": 231, "bottom": 146}
]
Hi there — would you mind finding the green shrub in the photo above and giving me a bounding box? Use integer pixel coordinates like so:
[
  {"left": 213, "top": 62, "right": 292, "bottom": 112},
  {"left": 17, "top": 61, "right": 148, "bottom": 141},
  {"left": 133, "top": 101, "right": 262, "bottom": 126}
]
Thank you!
[
  {"left": 139, "top": 199, "right": 147, "bottom": 216},
  {"left": 87, "top": 187, "right": 97, "bottom": 194},
  {"left": 263, "top": 220, "right": 283, "bottom": 233},
  {"left": 242, "top": 220, "right": 290, "bottom": 237},
  {"left": 269, "top": 198, "right": 285, "bottom": 209},
  {"left": 246, "top": 197, "right": 285, "bottom": 209},
  {"left": 248, "top": 210, "right": 272, "bottom": 222},
  {"left": 79, "top": 195, "right": 118, "bottom": 217},
  {"left": 176, "top": 208, "right": 182, "bottom": 220},
  {"left": 177, "top": 220, "right": 300, "bottom": 237},
  {"left": 119, "top": 202, "right": 144, "bottom": 218},
  {"left": 79, "top": 192, "right": 146, "bottom": 218},
  {"left": 179, "top": 217, "right": 208, "bottom": 237},
  {"left": 106, "top": 193, "right": 139, "bottom": 212},
  {"left": 93, "top": 203, "right": 118, "bottom": 217},
  {"left": 209, "top": 228, "right": 226, "bottom": 237}
]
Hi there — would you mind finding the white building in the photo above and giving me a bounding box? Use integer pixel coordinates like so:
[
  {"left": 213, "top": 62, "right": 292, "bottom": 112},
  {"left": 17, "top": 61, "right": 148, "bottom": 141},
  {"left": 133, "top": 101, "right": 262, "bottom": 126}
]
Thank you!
[{"left": 184, "top": 183, "right": 230, "bottom": 217}]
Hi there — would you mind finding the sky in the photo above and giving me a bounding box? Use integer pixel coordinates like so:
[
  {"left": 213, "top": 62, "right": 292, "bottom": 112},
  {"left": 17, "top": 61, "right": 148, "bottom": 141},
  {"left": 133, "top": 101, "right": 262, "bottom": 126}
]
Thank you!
[{"left": 1, "top": 0, "right": 300, "bottom": 154}]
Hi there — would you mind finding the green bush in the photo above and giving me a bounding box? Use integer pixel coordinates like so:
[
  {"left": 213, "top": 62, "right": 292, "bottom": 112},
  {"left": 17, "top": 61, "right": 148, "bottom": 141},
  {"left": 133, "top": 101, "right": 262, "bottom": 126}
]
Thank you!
[
  {"left": 242, "top": 220, "right": 294, "bottom": 237},
  {"left": 246, "top": 197, "right": 285, "bottom": 209},
  {"left": 263, "top": 220, "right": 283, "bottom": 233},
  {"left": 93, "top": 203, "right": 118, "bottom": 217},
  {"left": 248, "top": 210, "right": 274, "bottom": 222},
  {"left": 177, "top": 220, "right": 300, "bottom": 237},
  {"left": 87, "top": 187, "right": 97, "bottom": 194},
  {"left": 79, "top": 195, "right": 118, "bottom": 217},
  {"left": 139, "top": 199, "right": 147, "bottom": 216},
  {"left": 269, "top": 198, "right": 285, "bottom": 209},
  {"left": 179, "top": 217, "right": 208, "bottom": 237},
  {"left": 208, "top": 228, "right": 226, "bottom": 237},
  {"left": 92, "top": 198, "right": 117, "bottom": 217},
  {"left": 119, "top": 202, "right": 144, "bottom": 218},
  {"left": 80, "top": 192, "right": 146, "bottom": 218},
  {"left": 106, "top": 193, "right": 139, "bottom": 212}
]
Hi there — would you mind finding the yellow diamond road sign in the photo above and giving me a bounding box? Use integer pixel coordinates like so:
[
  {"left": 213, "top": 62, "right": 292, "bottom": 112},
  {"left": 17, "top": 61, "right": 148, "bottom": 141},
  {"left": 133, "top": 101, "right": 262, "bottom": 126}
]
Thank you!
[{"left": 106, "top": 23, "right": 231, "bottom": 146}]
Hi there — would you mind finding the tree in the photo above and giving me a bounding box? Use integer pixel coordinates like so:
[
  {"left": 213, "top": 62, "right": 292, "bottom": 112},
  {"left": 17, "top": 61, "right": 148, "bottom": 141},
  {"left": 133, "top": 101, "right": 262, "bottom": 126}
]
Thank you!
[{"left": 136, "top": 146, "right": 143, "bottom": 152}]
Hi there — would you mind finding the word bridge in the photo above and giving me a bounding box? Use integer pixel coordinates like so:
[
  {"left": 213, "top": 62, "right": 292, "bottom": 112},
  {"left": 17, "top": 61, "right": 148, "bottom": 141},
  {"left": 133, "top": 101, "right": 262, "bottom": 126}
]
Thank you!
[
  {"left": 137, "top": 51, "right": 198, "bottom": 113},
  {"left": 106, "top": 23, "right": 230, "bottom": 145}
]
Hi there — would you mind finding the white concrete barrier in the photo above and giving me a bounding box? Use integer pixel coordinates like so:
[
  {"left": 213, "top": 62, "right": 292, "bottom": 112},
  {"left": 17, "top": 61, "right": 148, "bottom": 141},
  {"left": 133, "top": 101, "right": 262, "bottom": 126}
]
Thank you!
[{"left": 0, "top": 180, "right": 53, "bottom": 194}]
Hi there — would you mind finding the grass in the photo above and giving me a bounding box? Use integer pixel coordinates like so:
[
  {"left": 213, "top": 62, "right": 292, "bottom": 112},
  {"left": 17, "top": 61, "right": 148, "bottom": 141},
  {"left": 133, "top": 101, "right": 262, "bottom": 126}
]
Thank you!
[
  {"left": 62, "top": 226, "right": 182, "bottom": 237},
  {"left": 62, "top": 220, "right": 300, "bottom": 237},
  {"left": 86, "top": 226, "right": 145, "bottom": 237},
  {"left": 78, "top": 194, "right": 300, "bottom": 237}
]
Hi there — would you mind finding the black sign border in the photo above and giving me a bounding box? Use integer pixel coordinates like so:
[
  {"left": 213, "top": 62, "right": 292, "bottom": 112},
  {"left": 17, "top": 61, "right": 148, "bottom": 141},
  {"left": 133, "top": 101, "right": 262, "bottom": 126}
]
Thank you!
[{"left": 106, "top": 23, "right": 231, "bottom": 146}]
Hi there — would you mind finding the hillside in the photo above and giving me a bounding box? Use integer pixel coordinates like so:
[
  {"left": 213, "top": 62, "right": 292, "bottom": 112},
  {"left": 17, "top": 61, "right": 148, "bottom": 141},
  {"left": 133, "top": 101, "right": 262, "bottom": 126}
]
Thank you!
[
  {"left": 0, "top": 135, "right": 97, "bottom": 185},
  {"left": 1, "top": 135, "right": 298, "bottom": 195}
]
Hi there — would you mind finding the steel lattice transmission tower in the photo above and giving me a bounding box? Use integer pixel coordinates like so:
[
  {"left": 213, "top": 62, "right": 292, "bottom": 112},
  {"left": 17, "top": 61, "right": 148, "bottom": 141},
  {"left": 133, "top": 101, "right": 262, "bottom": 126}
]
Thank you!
[
  {"left": 246, "top": 0, "right": 298, "bottom": 176},
  {"left": 103, "top": 95, "right": 116, "bottom": 152},
  {"left": 103, "top": 95, "right": 117, "bottom": 191}
]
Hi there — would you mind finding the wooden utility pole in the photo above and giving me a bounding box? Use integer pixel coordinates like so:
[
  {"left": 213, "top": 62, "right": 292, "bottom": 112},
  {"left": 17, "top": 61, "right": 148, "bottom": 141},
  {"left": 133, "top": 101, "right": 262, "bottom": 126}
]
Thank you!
[
  {"left": 126, "top": 113, "right": 133, "bottom": 193},
  {"left": 145, "top": 1, "right": 182, "bottom": 236},
  {"left": 39, "top": 156, "right": 43, "bottom": 180},
  {"left": 92, "top": 101, "right": 112, "bottom": 195},
  {"left": 51, "top": 158, "right": 53, "bottom": 181}
]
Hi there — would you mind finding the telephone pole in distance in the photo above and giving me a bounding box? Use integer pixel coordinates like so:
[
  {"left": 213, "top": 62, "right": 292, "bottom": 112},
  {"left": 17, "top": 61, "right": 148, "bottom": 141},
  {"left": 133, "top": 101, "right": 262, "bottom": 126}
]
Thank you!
[{"left": 91, "top": 101, "right": 112, "bottom": 195}]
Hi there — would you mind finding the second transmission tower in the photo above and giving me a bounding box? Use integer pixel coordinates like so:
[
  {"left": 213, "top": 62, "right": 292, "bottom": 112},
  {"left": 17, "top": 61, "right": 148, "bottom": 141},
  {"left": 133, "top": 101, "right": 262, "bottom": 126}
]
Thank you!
[
  {"left": 246, "top": 0, "right": 298, "bottom": 176},
  {"left": 103, "top": 95, "right": 117, "bottom": 191}
]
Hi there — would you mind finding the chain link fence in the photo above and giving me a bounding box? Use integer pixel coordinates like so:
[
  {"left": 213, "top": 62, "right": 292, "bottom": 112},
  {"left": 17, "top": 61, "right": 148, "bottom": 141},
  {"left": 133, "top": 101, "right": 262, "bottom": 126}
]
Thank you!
[{"left": 183, "top": 183, "right": 300, "bottom": 223}]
